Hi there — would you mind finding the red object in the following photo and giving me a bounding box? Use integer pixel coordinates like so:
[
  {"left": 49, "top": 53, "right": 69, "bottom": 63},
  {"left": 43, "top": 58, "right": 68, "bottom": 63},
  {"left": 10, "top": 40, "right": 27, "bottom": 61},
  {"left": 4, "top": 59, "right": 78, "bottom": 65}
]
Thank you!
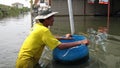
[
  {"left": 99, "top": 0, "right": 108, "bottom": 4},
  {"left": 99, "top": 2, "right": 108, "bottom": 4}
]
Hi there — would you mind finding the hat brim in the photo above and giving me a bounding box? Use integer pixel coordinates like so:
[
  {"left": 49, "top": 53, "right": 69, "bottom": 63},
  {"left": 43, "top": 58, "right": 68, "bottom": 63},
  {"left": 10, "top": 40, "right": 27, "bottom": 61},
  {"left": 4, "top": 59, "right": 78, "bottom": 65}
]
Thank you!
[{"left": 35, "top": 12, "right": 58, "bottom": 20}]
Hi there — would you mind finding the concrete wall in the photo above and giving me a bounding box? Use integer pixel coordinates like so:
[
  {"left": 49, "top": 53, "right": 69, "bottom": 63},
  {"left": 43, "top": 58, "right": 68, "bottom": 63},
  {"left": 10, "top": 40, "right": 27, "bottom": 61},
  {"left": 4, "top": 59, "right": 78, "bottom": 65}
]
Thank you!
[
  {"left": 51, "top": 0, "right": 86, "bottom": 15},
  {"left": 51, "top": 0, "right": 108, "bottom": 15},
  {"left": 111, "top": 0, "right": 120, "bottom": 14},
  {"left": 51, "top": 0, "right": 119, "bottom": 16},
  {"left": 51, "top": 0, "right": 69, "bottom": 15}
]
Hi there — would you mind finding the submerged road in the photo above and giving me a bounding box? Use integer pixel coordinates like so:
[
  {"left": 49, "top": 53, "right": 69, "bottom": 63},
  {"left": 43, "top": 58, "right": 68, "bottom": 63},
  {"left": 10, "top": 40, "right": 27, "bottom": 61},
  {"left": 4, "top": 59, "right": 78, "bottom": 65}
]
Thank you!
[{"left": 0, "top": 13, "right": 120, "bottom": 68}]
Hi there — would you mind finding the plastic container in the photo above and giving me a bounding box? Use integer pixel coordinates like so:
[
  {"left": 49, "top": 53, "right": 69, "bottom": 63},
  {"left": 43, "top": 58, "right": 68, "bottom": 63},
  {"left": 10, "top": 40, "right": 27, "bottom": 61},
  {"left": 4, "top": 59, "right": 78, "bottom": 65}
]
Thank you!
[{"left": 53, "top": 35, "right": 89, "bottom": 64}]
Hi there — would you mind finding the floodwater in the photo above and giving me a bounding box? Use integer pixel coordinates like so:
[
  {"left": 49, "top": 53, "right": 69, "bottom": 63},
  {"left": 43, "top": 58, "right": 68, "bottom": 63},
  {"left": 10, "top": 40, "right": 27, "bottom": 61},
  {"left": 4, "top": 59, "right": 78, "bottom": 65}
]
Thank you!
[{"left": 0, "top": 12, "right": 120, "bottom": 68}]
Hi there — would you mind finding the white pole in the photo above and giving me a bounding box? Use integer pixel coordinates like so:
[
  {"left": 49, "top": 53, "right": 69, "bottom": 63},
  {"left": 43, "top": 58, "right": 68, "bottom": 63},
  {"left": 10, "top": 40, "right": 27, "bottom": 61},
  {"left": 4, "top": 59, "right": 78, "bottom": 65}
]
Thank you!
[{"left": 67, "top": 0, "right": 75, "bottom": 35}]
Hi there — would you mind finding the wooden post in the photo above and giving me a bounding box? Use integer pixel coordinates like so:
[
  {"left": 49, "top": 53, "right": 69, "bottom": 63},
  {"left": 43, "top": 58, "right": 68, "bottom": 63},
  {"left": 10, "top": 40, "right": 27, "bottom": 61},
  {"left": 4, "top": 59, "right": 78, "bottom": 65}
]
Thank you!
[
  {"left": 84, "top": 0, "right": 86, "bottom": 15},
  {"left": 30, "top": 0, "right": 33, "bottom": 27},
  {"left": 107, "top": 0, "right": 110, "bottom": 32},
  {"left": 49, "top": 0, "right": 51, "bottom": 6}
]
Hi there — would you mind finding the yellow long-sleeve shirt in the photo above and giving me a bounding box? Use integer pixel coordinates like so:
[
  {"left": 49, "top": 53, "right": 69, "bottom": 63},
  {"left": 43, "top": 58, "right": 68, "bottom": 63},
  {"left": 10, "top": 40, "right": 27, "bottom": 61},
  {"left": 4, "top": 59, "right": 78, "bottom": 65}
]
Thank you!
[{"left": 17, "top": 22, "right": 61, "bottom": 63}]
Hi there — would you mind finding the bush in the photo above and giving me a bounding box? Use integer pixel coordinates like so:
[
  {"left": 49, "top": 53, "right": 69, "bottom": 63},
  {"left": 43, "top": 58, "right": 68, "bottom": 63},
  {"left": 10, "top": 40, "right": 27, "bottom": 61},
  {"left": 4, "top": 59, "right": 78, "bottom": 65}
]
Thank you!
[
  {"left": 0, "top": 11, "right": 3, "bottom": 17},
  {"left": 0, "top": 4, "right": 30, "bottom": 17}
]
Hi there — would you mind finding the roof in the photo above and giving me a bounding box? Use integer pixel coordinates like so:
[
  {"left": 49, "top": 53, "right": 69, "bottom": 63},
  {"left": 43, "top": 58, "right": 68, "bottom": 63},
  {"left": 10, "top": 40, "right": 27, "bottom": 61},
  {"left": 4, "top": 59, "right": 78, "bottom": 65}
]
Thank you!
[{"left": 12, "top": 2, "right": 23, "bottom": 5}]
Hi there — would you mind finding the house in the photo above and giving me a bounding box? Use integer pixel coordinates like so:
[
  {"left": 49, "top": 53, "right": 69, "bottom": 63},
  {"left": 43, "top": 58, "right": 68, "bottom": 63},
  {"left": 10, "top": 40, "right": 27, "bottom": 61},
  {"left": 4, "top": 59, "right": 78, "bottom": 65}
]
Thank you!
[{"left": 12, "top": 2, "right": 24, "bottom": 8}]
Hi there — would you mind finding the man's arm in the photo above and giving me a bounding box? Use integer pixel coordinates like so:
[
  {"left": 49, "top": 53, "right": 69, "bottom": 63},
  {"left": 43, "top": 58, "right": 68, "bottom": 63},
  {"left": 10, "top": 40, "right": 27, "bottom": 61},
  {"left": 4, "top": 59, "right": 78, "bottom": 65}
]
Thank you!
[
  {"left": 57, "top": 39, "right": 89, "bottom": 49},
  {"left": 55, "top": 33, "right": 72, "bottom": 40}
]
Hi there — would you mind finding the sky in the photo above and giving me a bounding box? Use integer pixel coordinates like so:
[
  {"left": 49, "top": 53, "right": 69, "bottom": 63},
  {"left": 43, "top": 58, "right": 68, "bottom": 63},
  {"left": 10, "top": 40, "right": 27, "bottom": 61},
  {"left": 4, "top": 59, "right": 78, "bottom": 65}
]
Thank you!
[{"left": 0, "top": 0, "right": 31, "bottom": 8}]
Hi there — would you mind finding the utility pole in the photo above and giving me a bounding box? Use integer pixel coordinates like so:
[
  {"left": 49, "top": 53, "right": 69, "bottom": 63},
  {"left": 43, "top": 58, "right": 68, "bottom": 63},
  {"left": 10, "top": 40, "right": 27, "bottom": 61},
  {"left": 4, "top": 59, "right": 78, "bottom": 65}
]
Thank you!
[{"left": 67, "top": 0, "right": 75, "bottom": 35}]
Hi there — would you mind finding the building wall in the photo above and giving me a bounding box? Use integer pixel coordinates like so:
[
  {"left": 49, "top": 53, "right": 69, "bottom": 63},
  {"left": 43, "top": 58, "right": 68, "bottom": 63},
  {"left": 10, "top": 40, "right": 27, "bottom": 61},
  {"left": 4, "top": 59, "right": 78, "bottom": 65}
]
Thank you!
[
  {"left": 112, "top": 0, "right": 120, "bottom": 14},
  {"left": 12, "top": 3, "right": 23, "bottom": 9},
  {"left": 51, "top": 0, "right": 109, "bottom": 15},
  {"left": 88, "top": 4, "right": 108, "bottom": 15},
  {"left": 51, "top": 0, "right": 69, "bottom": 15},
  {"left": 18, "top": 4, "right": 24, "bottom": 8}
]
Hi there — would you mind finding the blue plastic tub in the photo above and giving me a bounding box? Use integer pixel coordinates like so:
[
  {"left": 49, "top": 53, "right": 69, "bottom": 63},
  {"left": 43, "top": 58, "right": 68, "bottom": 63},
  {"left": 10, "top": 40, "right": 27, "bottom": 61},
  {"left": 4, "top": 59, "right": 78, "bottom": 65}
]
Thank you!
[{"left": 53, "top": 35, "right": 89, "bottom": 64}]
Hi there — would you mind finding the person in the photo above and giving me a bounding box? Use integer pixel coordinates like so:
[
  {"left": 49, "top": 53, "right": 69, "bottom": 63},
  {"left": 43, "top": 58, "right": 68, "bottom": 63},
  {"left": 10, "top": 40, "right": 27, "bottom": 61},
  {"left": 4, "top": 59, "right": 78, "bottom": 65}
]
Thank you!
[{"left": 16, "top": 8, "right": 89, "bottom": 68}]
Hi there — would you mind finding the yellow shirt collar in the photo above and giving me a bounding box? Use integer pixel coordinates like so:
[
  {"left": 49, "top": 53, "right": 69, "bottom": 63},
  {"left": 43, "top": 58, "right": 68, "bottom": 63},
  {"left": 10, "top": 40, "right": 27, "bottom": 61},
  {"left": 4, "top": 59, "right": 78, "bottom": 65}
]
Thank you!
[{"left": 35, "top": 22, "right": 43, "bottom": 26}]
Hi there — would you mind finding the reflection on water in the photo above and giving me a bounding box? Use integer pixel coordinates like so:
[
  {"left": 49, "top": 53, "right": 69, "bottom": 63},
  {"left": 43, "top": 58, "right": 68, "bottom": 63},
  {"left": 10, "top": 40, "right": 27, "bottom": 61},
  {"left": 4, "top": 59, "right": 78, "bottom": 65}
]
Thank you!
[
  {"left": 87, "top": 27, "right": 108, "bottom": 52},
  {"left": 0, "top": 13, "right": 120, "bottom": 68},
  {"left": 0, "top": 12, "right": 31, "bottom": 68},
  {"left": 49, "top": 16, "right": 120, "bottom": 68}
]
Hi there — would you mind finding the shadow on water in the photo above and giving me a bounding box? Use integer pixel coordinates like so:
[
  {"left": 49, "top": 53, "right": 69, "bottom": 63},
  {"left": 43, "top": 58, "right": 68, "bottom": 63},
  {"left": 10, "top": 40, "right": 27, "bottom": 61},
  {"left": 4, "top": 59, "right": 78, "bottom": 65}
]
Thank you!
[{"left": 46, "top": 60, "right": 90, "bottom": 68}]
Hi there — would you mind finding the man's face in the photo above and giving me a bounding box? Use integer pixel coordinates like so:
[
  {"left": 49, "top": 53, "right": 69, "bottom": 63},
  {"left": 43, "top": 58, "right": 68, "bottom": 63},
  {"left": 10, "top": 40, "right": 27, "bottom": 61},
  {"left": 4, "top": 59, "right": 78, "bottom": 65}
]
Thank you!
[{"left": 45, "top": 16, "right": 54, "bottom": 26}]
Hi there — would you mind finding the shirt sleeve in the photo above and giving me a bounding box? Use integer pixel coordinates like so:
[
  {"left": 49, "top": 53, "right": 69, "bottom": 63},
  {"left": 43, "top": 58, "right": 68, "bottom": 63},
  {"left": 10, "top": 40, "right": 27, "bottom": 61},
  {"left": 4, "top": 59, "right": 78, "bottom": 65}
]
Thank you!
[{"left": 42, "top": 30, "right": 61, "bottom": 50}]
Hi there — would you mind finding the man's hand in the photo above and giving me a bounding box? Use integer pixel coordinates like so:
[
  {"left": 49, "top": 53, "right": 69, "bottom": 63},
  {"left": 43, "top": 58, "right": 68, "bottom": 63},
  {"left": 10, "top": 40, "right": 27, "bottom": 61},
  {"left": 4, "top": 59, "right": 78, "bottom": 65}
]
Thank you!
[
  {"left": 55, "top": 33, "right": 72, "bottom": 40},
  {"left": 80, "top": 39, "right": 89, "bottom": 45},
  {"left": 65, "top": 33, "right": 72, "bottom": 39}
]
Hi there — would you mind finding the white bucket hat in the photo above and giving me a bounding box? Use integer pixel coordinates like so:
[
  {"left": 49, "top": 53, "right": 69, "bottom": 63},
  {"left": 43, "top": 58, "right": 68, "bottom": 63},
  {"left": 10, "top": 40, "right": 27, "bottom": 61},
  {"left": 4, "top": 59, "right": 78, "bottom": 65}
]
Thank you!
[{"left": 34, "top": 8, "right": 58, "bottom": 20}]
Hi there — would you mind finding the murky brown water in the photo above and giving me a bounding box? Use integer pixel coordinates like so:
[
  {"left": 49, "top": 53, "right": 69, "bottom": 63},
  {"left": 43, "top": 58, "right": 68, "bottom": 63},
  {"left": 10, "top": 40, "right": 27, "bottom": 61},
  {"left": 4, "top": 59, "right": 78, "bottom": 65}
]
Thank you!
[
  {"left": 0, "top": 13, "right": 31, "bottom": 68},
  {"left": 0, "top": 13, "right": 120, "bottom": 68}
]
